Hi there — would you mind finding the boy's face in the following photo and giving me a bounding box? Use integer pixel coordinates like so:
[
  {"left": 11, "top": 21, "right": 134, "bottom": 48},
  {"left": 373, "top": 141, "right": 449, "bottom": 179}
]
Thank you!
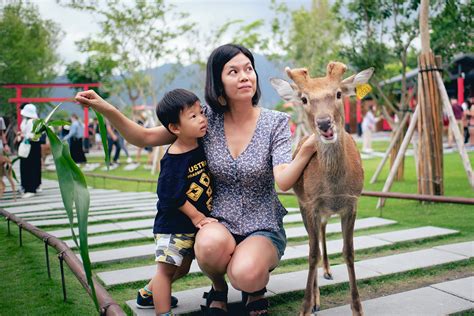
[{"left": 174, "top": 101, "right": 208, "bottom": 138}]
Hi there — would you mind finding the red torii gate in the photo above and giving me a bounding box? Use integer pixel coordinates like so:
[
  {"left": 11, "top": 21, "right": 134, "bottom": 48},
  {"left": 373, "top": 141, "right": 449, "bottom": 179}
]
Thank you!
[{"left": 3, "top": 83, "right": 100, "bottom": 138}]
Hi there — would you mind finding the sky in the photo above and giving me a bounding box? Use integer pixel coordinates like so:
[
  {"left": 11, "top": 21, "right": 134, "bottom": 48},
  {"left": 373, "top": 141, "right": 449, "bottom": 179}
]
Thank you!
[{"left": 34, "top": 0, "right": 312, "bottom": 71}]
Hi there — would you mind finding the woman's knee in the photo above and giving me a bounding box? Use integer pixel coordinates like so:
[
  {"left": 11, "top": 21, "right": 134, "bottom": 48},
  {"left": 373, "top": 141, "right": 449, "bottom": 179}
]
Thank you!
[
  {"left": 227, "top": 256, "right": 270, "bottom": 292},
  {"left": 194, "top": 223, "right": 234, "bottom": 262}
]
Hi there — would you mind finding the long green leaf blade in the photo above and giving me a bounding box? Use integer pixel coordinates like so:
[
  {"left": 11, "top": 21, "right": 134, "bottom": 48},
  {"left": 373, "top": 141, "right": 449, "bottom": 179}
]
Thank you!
[
  {"left": 93, "top": 110, "right": 110, "bottom": 169},
  {"left": 44, "top": 126, "right": 99, "bottom": 311}
]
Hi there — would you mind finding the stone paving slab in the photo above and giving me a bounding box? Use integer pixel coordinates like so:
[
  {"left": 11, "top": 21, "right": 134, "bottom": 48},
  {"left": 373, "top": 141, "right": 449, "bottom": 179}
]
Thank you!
[
  {"left": 371, "top": 226, "right": 458, "bottom": 243},
  {"left": 318, "top": 278, "right": 474, "bottom": 315},
  {"left": 125, "top": 240, "right": 473, "bottom": 315},
  {"left": 98, "top": 225, "right": 456, "bottom": 286},
  {"left": 29, "top": 211, "right": 156, "bottom": 227},
  {"left": 89, "top": 244, "right": 155, "bottom": 263},
  {"left": 1, "top": 189, "right": 123, "bottom": 207},
  {"left": 286, "top": 217, "right": 396, "bottom": 238},
  {"left": 434, "top": 241, "right": 474, "bottom": 257},
  {"left": 430, "top": 276, "right": 474, "bottom": 302},
  {"left": 19, "top": 205, "right": 157, "bottom": 220},
  {"left": 47, "top": 219, "right": 155, "bottom": 238},
  {"left": 358, "top": 248, "right": 467, "bottom": 275},
  {"left": 66, "top": 229, "right": 153, "bottom": 248},
  {"left": 4, "top": 192, "right": 155, "bottom": 213}
]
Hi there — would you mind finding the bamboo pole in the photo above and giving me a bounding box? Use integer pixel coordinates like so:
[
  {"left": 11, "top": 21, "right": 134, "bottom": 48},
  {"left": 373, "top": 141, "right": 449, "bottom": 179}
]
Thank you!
[
  {"left": 377, "top": 106, "right": 420, "bottom": 208},
  {"left": 435, "top": 72, "right": 474, "bottom": 188},
  {"left": 370, "top": 112, "right": 410, "bottom": 183}
]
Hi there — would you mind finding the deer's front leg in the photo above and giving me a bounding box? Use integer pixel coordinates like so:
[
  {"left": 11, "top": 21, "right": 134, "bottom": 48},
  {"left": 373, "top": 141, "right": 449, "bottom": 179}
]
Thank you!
[
  {"left": 300, "top": 213, "right": 321, "bottom": 316},
  {"left": 341, "top": 207, "right": 363, "bottom": 316},
  {"left": 320, "top": 220, "right": 332, "bottom": 280}
]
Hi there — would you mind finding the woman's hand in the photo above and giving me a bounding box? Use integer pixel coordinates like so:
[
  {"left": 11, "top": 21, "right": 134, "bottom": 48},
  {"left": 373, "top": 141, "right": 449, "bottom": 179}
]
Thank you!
[
  {"left": 75, "top": 90, "right": 114, "bottom": 113},
  {"left": 298, "top": 133, "right": 318, "bottom": 157}
]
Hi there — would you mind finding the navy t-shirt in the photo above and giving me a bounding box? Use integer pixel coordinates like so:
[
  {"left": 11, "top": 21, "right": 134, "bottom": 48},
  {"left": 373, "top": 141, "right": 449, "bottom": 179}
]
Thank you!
[{"left": 153, "top": 144, "right": 212, "bottom": 234}]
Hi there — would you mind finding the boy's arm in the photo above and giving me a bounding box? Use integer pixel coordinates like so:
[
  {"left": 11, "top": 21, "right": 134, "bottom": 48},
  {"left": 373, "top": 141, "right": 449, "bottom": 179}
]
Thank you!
[
  {"left": 75, "top": 90, "right": 176, "bottom": 147},
  {"left": 179, "top": 200, "right": 217, "bottom": 229},
  {"left": 273, "top": 134, "right": 317, "bottom": 192}
]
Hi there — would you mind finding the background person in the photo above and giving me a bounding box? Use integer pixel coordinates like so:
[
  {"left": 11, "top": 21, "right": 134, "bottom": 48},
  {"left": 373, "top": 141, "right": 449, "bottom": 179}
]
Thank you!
[
  {"left": 17, "top": 103, "right": 42, "bottom": 198},
  {"left": 63, "top": 113, "right": 87, "bottom": 164}
]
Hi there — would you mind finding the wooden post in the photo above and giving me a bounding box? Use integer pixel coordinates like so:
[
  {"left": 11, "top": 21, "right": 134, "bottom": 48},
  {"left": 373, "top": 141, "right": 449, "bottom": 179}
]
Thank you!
[
  {"left": 417, "top": 0, "right": 444, "bottom": 196},
  {"left": 370, "top": 113, "right": 410, "bottom": 184},
  {"left": 377, "top": 106, "right": 420, "bottom": 208},
  {"left": 435, "top": 72, "right": 474, "bottom": 188}
]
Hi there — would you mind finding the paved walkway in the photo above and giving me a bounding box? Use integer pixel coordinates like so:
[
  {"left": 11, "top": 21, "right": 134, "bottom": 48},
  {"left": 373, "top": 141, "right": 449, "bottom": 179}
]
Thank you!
[
  {"left": 98, "top": 226, "right": 457, "bottom": 287},
  {"left": 318, "top": 276, "right": 474, "bottom": 315},
  {"left": 125, "top": 241, "right": 473, "bottom": 315}
]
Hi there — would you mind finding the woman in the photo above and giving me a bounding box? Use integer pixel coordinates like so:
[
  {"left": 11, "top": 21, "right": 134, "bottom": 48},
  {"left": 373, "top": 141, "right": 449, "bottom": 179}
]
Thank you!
[
  {"left": 75, "top": 44, "right": 316, "bottom": 315},
  {"left": 17, "top": 103, "right": 42, "bottom": 198},
  {"left": 63, "top": 113, "right": 87, "bottom": 164}
]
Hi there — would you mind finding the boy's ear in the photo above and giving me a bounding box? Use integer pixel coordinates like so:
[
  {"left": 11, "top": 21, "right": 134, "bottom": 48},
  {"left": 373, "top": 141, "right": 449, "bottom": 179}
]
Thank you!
[{"left": 168, "top": 123, "right": 180, "bottom": 135}]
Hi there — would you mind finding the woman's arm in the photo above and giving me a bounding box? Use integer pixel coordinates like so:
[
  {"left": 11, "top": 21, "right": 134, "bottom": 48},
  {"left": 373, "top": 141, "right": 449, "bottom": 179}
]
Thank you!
[
  {"left": 273, "top": 134, "right": 317, "bottom": 192},
  {"left": 75, "top": 90, "right": 176, "bottom": 147}
]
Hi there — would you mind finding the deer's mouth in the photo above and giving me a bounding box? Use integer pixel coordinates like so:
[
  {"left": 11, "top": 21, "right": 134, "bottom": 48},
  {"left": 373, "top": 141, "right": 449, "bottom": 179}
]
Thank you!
[{"left": 318, "top": 126, "right": 337, "bottom": 144}]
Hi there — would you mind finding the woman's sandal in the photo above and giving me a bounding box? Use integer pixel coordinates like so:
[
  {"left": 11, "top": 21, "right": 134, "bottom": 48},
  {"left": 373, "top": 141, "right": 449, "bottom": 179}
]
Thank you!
[
  {"left": 242, "top": 287, "right": 269, "bottom": 316},
  {"left": 201, "top": 286, "right": 228, "bottom": 316}
]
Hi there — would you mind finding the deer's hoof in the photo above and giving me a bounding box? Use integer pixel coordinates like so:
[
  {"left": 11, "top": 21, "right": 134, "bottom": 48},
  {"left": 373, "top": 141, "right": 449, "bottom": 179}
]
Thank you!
[
  {"left": 312, "top": 305, "right": 320, "bottom": 313},
  {"left": 323, "top": 272, "right": 333, "bottom": 280}
]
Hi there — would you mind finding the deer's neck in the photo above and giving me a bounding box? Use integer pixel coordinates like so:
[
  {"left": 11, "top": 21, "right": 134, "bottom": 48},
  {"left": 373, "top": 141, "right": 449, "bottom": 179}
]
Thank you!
[{"left": 316, "top": 134, "right": 346, "bottom": 177}]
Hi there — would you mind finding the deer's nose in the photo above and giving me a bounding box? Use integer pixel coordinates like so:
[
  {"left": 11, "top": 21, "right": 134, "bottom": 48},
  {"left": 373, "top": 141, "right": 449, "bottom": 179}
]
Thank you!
[{"left": 316, "top": 117, "right": 332, "bottom": 132}]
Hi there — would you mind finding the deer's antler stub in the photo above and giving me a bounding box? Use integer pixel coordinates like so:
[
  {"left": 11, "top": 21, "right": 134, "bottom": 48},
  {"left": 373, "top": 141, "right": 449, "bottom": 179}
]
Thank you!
[{"left": 326, "top": 61, "right": 347, "bottom": 82}]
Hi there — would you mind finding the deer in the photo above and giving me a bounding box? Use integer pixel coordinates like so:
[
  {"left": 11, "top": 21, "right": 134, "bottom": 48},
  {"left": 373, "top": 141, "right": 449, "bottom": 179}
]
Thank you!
[
  {"left": 271, "top": 62, "right": 374, "bottom": 316},
  {"left": 0, "top": 155, "right": 16, "bottom": 200}
]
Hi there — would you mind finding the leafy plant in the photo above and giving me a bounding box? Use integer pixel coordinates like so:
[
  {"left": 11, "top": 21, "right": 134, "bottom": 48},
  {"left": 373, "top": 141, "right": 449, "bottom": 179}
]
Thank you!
[{"left": 31, "top": 103, "right": 109, "bottom": 311}]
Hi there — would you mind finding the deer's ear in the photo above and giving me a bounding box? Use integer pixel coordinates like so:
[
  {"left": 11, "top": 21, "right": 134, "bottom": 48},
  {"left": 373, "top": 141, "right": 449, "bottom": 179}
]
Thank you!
[
  {"left": 270, "top": 78, "right": 301, "bottom": 103},
  {"left": 341, "top": 67, "right": 374, "bottom": 96}
]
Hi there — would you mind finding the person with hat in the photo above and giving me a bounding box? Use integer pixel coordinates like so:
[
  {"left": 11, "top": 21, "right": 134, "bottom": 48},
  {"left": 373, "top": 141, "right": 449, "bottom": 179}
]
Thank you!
[{"left": 17, "top": 103, "right": 42, "bottom": 198}]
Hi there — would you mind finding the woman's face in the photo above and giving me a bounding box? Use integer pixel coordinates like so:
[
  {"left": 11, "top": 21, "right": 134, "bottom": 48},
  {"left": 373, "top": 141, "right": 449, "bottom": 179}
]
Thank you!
[{"left": 221, "top": 53, "right": 257, "bottom": 104}]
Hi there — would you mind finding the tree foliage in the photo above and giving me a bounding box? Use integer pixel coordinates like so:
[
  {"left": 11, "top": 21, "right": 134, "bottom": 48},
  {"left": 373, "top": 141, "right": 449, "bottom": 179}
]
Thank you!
[
  {"left": 431, "top": 0, "right": 473, "bottom": 62},
  {"left": 0, "top": 2, "right": 61, "bottom": 118},
  {"left": 61, "top": 0, "right": 195, "bottom": 107}
]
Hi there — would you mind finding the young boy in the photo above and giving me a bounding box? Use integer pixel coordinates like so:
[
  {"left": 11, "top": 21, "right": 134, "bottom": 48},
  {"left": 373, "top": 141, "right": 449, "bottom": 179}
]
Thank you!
[{"left": 136, "top": 89, "right": 216, "bottom": 315}]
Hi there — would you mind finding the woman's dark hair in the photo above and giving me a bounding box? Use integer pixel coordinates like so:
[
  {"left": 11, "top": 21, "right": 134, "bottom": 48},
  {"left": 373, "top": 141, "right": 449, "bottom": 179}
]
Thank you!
[
  {"left": 205, "top": 43, "right": 261, "bottom": 114},
  {"left": 156, "top": 88, "right": 199, "bottom": 133}
]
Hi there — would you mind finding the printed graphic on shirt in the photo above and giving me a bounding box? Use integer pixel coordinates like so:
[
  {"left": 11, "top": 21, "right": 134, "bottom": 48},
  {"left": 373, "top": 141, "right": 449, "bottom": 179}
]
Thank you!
[
  {"left": 206, "top": 197, "right": 212, "bottom": 211},
  {"left": 187, "top": 182, "right": 204, "bottom": 202},
  {"left": 188, "top": 160, "right": 207, "bottom": 179},
  {"left": 206, "top": 186, "right": 212, "bottom": 197},
  {"left": 199, "top": 173, "right": 210, "bottom": 187}
]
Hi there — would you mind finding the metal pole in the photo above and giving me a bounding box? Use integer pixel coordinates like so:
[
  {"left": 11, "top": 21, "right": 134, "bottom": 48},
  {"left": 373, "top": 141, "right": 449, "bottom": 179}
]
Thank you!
[
  {"left": 59, "top": 253, "right": 67, "bottom": 301},
  {"left": 19, "top": 224, "right": 22, "bottom": 246},
  {"left": 7, "top": 218, "right": 10, "bottom": 236},
  {"left": 44, "top": 238, "right": 51, "bottom": 279}
]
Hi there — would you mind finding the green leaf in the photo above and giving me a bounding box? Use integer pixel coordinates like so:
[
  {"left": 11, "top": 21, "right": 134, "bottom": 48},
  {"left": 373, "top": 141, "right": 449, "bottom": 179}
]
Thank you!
[
  {"left": 44, "top": 126, "right": 99, "bottom": 311},
  {"left": 47, "top": 120, "right": 71, "bottom": 127},
  {"left": 93, "top": 110, "right": 110, "bottom": 169}
]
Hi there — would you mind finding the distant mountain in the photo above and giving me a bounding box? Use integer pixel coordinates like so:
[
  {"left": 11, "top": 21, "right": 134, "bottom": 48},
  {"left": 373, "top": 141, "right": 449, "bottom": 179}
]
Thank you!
[{"left": 51, "top": 53, "right": 288, "bottom": 116}]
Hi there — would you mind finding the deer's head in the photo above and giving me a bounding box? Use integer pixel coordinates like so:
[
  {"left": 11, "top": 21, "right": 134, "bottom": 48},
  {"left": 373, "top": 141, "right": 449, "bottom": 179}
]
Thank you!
[{"left": 271, "top": 62, "right": 373, "bottom": 144}]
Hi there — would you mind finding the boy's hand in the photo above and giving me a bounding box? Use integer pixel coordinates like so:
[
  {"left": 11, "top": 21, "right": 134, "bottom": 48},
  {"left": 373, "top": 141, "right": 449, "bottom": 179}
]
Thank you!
[
  {"left": 193, "top": 216, "right": 217, "bottom": 229},
  {"left": 75, "top": 90, "right": 112, "bottom": 113}
]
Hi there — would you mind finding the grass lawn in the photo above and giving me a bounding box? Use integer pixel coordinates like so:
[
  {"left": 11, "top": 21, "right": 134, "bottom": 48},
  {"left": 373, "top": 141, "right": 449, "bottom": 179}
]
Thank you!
[{"left": 2, "top": 141, "right": 473, "bottom": 315}]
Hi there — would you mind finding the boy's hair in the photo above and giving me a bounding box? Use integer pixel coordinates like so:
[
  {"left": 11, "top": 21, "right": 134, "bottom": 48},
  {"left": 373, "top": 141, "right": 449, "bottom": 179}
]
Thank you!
[{"left": 156, "top": 89, "right": 200, "bottom": 133}]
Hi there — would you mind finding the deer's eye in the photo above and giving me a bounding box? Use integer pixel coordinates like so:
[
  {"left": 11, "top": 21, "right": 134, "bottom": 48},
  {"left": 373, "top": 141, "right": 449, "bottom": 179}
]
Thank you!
[
  {"left": 336, "top": 91, "right": 342, "bottom": 99},
  {"left": 301, "top": 96, "right": 308, "bottom": 104}
]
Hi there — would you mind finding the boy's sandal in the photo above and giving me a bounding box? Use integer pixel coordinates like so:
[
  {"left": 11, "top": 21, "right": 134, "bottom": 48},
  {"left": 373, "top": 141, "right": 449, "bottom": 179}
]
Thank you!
[
  {"left": 201, "top": 286, "right": 228, "bottom": 316},
  {"left": 242, "top": 287, "right": 269, "bottom": 316}
]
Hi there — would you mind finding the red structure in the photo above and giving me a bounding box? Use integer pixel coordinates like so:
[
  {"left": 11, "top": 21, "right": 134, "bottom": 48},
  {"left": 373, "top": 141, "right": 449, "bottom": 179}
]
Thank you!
[{"left": 3, "top": 83, "right": 100, "bottom": 138}]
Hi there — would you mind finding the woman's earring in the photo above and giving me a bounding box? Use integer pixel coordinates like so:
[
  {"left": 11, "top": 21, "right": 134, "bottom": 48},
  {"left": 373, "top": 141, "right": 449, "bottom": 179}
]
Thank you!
[{"left": 218, "top": 95, "right": 227, "bottom": 106}]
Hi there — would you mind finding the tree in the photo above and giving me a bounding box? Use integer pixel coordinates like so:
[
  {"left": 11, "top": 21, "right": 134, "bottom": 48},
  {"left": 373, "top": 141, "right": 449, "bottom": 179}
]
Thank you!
[{"left": 0, "top": 2, "right": 61, "bottom": 119}]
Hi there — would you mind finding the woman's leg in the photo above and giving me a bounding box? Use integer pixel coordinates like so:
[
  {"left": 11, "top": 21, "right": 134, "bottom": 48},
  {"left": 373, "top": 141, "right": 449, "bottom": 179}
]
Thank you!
[
  {"left": 194, "top": 222, "right": 236, "bottom": 310},
  {"left": 226, "top": 235, "right": 279, "bottom": 294}
]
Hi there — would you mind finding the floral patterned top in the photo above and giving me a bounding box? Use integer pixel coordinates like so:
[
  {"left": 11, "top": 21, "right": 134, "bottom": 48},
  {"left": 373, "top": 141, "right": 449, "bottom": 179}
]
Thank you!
[{"left": 202, "top": 104, "right": 292, "bottom": 235}]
